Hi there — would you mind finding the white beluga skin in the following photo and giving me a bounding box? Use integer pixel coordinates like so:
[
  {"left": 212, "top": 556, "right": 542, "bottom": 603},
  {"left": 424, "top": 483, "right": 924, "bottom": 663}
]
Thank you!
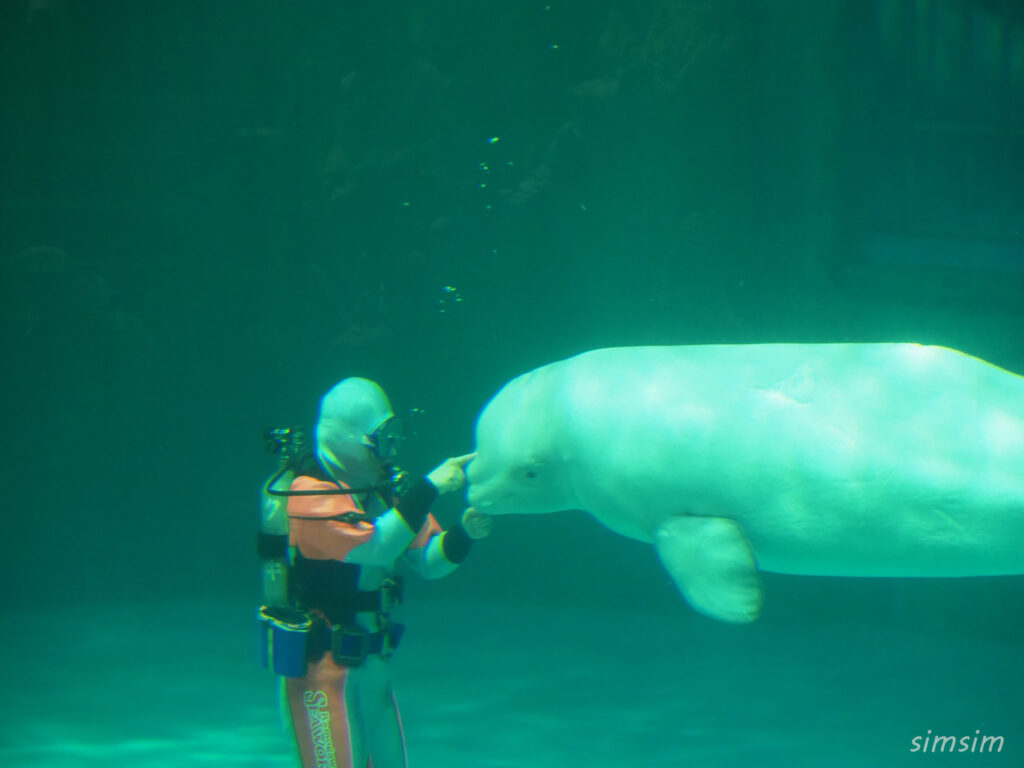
[{"left": 467, "top": 344, "right": 1024, "bottom": 623}]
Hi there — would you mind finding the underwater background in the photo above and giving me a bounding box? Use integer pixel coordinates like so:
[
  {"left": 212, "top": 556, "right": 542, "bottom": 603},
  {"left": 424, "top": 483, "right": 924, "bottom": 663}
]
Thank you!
[{"left": 1, "top": 0, "right": 1021, "bottom": 765}]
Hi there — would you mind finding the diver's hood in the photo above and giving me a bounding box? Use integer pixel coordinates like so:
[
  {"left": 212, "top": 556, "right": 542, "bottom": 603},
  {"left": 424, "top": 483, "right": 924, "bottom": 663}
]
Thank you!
[{"left": 315, "top": 377, "right": 393, "bottom": 487}]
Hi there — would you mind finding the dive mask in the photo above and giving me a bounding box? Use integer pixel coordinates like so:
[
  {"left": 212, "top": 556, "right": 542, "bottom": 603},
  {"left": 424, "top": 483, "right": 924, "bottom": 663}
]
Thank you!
[{"left": 367, "top": 417, "right": 404, "bottom": 462}]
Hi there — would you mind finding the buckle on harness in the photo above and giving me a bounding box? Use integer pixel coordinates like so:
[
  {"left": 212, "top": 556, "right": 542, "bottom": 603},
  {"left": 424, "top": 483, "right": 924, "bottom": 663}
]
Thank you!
[
  {"left": 329, "top": 622, "right": 405, "bottom": 667},
  {"left": 331, "top": 626, "right": 370, "bottom": 667}
]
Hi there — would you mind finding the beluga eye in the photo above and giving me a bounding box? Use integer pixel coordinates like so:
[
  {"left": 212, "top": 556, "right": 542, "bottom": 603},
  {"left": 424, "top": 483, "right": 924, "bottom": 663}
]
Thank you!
[{"left": 525, "top": 469, "right": 538, "bottom": 479}]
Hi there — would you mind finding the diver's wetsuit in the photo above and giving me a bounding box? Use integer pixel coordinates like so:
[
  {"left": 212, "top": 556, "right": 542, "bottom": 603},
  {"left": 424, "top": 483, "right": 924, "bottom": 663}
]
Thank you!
[{"left": 283, "top": 456, "right": 473, "bottom": 768}]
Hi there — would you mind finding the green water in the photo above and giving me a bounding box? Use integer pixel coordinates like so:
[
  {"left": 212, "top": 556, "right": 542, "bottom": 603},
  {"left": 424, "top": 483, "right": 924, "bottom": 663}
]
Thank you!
[
  {"left": 1, "top": 0, "right": 1021, "bottom": 765},
  {"left": 0, "top": 597, "right": 1018, "bottom": 767}
]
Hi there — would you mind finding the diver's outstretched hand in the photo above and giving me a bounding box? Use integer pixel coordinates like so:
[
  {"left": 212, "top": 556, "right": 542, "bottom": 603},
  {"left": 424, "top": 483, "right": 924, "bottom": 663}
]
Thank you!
[
  {"left": 461, "top": 507, "right": 493, "bottom": 539},
  {"left": 427, "top": 452, "right": 476, "bottom": 494}
]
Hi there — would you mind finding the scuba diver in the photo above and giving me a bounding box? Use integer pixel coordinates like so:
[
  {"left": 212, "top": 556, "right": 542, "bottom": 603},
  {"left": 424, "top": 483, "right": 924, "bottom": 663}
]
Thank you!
[{"left": 258, "top": 377, "right": 491, "bottom": 768}]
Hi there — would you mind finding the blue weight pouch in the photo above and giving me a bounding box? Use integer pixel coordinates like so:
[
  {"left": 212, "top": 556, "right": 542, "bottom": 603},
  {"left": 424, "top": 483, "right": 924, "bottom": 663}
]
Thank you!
[{"left": 258, "top": 605, "right": 312, "bottom": 678}]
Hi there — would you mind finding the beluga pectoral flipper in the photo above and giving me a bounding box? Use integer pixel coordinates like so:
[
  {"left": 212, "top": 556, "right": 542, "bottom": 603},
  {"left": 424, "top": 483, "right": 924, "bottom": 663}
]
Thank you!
[{"left": 655, "top": 516, "right": 762, "bottom": 623}]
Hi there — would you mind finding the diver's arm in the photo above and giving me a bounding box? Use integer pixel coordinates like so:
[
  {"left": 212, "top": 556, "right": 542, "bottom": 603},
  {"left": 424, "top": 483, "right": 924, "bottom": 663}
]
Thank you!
[
  {"left": 404, "top": 508, "right": 489, "bottom": 578},
  {"left": 403, "top": 522, "right": 471, "bottom": 578},
  {"left": 340, "top": 478, "right": 437, "bottom": 566},
  {"left": 358, "top": 454, "right": 477, "bottom": 573},
  {"left": 338, "top": 510, "right": 416, "bottom": 566}
]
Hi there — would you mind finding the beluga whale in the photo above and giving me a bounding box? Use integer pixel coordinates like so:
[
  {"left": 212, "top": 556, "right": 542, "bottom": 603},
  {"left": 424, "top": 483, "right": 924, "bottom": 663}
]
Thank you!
[{"left": 466, "top": 344, "right": 1024, "bottom": 623}]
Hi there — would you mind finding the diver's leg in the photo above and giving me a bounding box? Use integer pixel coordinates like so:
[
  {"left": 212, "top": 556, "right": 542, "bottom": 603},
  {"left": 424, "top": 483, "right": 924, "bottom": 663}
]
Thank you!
[
  {"left": 285, "top": 654, "right": 368, "bottom": 767},
  {"left": 360, "top": 656, "right": 408, "bottom": 768}
]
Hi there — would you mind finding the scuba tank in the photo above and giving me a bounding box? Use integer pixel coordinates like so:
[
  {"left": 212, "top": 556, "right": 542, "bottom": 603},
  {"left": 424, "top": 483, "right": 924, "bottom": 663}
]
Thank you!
[
  {"left": 257, "top": 424, "right": 410, "bottom": 678},
  {"left": 258, "top": 427, "right": 315, "bottom": 678},
  {"left": 259, "top": 427, "right": 303, "bottom": 607}
]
